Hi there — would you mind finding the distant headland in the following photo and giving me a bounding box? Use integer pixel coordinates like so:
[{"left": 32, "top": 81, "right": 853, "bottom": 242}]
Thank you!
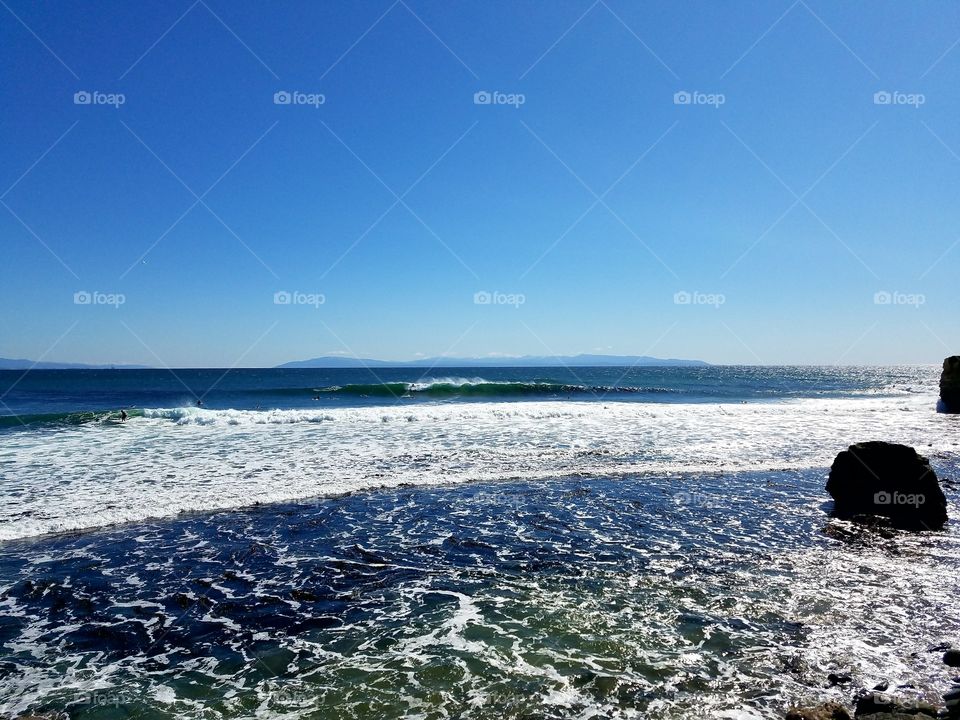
[
  {"left": 0, "top": 354, "right": 710, "bottom": 370},
  {"left": 275, "top": 354, "right": 711, "bottom": 369}
]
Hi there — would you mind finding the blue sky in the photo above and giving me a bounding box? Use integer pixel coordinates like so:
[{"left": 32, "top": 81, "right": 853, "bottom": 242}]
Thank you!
[{"left": 1, "top": 0, "right": 958, "bottom": 367}]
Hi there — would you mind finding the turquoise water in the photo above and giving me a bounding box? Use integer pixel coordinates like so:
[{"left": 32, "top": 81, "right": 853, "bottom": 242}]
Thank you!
[{"left": 0, "top": 366, "right": 957, "bottom": 718}]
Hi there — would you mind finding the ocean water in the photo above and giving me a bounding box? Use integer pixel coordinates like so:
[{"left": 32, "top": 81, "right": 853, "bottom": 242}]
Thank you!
[{"left": 0, "top": 366, "right": 958, "bottom": 719}]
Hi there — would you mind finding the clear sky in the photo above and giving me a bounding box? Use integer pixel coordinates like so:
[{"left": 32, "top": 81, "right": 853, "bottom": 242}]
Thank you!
[{"left": 1, "top": 0, "right": 958, "bottom": 367}]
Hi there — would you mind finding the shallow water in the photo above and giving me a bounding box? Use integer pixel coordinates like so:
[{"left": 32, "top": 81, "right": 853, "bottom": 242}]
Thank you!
[{"left": 1, "top": 468, "right": 958, "bottom": 720}]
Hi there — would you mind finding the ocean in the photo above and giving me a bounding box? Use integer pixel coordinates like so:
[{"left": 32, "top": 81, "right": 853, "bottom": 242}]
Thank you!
[{"left": 0, "top": 365, "right": 957, "bottom": 719}]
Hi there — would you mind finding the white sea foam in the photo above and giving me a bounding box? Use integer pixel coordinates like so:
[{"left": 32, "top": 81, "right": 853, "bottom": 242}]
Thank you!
[
  {"left": 0, "top": 395, "right": 956, "bottom": 540},
  {"left": 406, "top": 376, "right": 490, "bottom": 390}
]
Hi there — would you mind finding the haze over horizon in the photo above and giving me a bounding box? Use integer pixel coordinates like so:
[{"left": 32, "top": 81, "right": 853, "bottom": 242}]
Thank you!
[{"left": 3, "top": 1, "right": 959, "bottom": 367}]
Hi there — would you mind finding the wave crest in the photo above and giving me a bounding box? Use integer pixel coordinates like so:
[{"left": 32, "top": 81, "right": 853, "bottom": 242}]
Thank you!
[{"left": 322, "top": 378, "right": 677, "bottom": 398}]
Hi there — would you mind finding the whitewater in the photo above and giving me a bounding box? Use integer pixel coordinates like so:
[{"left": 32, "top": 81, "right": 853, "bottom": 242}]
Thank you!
[{"left": 1, "top": 392, "right": 956, "bottom": 540}]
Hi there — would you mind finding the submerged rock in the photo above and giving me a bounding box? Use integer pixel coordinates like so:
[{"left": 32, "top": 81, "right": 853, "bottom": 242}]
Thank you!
[
  {"left": 853, "top": 691, "right": 939, "bottom": 717},
  {"left": 829, "top": 672, "right": 854, "bottom": 686},
  {"left": 788, "top": 691, "right": 945, "bottom": 720},
  {"left": 826, "top": 442, "right": 948, "bottom": 530},
  {"left": 940, "top": 356, "right": 960, "bottom": 413},
  {"left": 785, "top": 702, "right": 851, "bottom": 720},
  {"left": 944, "top": 685, "right": 960, "bottom": 718}
]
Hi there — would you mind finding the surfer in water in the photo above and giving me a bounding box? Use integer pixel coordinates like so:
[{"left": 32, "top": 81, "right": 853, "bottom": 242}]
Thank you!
[{"left": 119, "top": 409, "right": 128, "bottom": 422}]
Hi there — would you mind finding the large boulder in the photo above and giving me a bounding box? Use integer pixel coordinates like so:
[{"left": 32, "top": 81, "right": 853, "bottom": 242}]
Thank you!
[
  {"left": 826, "top": 442, "right": 948, "bottom": 530},
  {"left": 940, "top": 356, "right": 960, "bottom": 413}
]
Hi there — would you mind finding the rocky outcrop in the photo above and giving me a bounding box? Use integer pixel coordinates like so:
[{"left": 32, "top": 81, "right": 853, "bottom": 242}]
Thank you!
[
  {"left": 854, "top": 691, "right": 938, "bottom": 717},
  {"left": 944, "top": 684, "right": 960, "bottom": 717},
  {"left": 785, "top": 650, "right": 960, "bottom": 720},
  {"left": 940, "top": 356, "right": 960, "bottom": 413},
  {"left": 785, "top": 702, "right": 852, "bottom": 719},
  {"left": 785, "top": 693, "right": 942, "bottom": 720},
  {"left": 826, "top": 442, "right": 948, "bottom": 530}
]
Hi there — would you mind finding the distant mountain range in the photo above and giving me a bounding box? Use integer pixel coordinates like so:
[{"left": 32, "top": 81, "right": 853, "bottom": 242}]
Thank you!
[
  {"left": 276, "top": 354, "right": 709, "bottom": 368},
  {"left": 0, "top": 358, "right": 149, "bottom": 370},
  {"left": 0, "top": 354, "right": 709, "bottom": 370}
]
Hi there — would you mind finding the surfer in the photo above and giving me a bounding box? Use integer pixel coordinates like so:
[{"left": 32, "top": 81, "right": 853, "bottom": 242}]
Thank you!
[
  {"left": 119, "top": 409, "right": 128, "bottom": 422},
  {"left": 196, "top": 399, "right": 203, "bottom": 407}
]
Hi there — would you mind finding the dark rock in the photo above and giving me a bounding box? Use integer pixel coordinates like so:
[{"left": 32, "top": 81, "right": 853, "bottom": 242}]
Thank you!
[
  {"left": 785, "top": 702, "right": 851, "bottom": 720},
  {"left": 873, "top": 682, "right": 890, "bottom": 691},
  {"left": 945, "top": 649, "right": 960, "bottom": 667},
  {"left": 826, "top": 442, "right": 948, "bottom": 530},
  {"left": 829, "top": 672, "right": 854, "bottom": 686},
  {"left": 939, "top": 356, "right": 960, "bottom": 413},
  {"left": 946, "top": 690, "right": 960, "bottom": 719},
  {"left": 171, "top": 592, "right": 192, "bottom": 610},
  {"left": 572, "top": 670, "right": 596, "bottom": 688},
  {"left": 853, "top": 692, "right": 939, "bottom": 717}
]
